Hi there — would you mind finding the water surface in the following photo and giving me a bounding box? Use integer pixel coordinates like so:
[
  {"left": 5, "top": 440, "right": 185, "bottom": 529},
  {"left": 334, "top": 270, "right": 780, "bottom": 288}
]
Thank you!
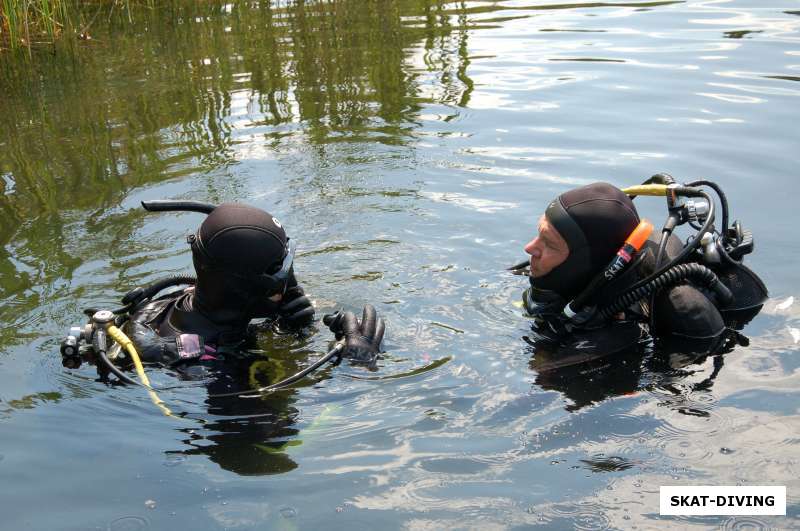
[{"left": 1, "top": 1, "right": 799, "bottom": 529}]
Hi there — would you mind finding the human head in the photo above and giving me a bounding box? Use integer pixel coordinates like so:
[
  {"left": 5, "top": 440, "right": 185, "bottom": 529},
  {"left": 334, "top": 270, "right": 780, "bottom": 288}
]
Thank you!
[
  {"left": 191, "top": 203, "right": 292, "bottom": 323},
  {"left": 525, "top": 182, "right": 640, "bottom": 299},
  {"left": 523, "top": 215, "right": 570, "bottom": 278}
]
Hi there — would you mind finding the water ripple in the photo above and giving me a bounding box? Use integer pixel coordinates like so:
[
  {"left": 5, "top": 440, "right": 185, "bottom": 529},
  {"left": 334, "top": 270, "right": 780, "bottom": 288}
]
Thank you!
[
  {"left": 719, "top": 516, "right": 773, "bottom": 531},
  {"left": 549, "top": 501, "right": 612, "bottom": 531},
  {"left": 108, "top": 516, "right": 149, "bottom": 531}
]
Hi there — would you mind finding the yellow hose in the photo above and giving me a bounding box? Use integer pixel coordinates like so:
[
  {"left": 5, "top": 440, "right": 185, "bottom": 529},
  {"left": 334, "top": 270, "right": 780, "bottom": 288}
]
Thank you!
[
  {"left": 622, "top": 184, "right": 670, "bottom": 196},
  {"left": 106, "top": 324, "right": 174, "bottom": 417}
]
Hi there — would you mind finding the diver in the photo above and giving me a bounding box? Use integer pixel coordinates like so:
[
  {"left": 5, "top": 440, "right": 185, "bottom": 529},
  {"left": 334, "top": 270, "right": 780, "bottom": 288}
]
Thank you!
[
  {"left": 511, "top": 176, "right": 768, "bottom": 358},
  {"left": 61, "top": 200, "right": 385, "bottom": 392}
]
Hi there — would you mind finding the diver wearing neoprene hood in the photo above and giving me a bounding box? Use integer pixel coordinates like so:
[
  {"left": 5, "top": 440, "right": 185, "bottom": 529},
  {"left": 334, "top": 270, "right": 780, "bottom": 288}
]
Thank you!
[
  {"left": 61, "top": 200, "right": 385, "bottom": 386},
  {"left": 513, "top": 176, "right": 768, "bottom": 353}
]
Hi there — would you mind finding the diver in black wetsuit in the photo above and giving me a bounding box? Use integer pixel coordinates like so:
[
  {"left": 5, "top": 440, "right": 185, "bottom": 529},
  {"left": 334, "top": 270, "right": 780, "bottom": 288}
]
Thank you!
[
  {"left": 510, "top": 178, "right": 769, "bottom": 412},
  {"left": 63, "top": 200, "right": 385, "bottom": 384},
  {"left": 56, "top": 200, "right": 386, "bottom": 474},
  {"left": 514, "top": 179, "right": 768, "bottom": 357}
]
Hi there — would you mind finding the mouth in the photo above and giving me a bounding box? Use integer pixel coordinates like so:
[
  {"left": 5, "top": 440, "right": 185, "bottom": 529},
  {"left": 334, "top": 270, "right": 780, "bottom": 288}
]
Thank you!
[{"left": 508, "top": 259, "right": 532, "bottom": 275}]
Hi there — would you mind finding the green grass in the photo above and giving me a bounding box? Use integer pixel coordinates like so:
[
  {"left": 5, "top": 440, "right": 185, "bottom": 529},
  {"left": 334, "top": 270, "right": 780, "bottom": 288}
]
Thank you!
[{"left": 1, "top": 0, "right": 72, "bottom": 51}]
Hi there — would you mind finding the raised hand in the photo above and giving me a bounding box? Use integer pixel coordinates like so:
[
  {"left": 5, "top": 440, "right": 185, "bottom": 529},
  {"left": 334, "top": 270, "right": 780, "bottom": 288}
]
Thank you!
[{"left": 323, "top": 304, "right": 385, "bottom": 362}]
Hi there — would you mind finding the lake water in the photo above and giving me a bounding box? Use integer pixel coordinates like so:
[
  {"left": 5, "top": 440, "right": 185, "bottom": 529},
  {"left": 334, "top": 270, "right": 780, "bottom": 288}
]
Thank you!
[{"left": 1, "top": 1, "right": 799, "bottom": 529}]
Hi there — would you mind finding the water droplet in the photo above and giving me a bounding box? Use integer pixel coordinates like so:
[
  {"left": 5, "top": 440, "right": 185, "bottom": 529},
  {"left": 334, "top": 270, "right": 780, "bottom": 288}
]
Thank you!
[{"left": 144, "top": 500, "right": 156, "bottom": 510}]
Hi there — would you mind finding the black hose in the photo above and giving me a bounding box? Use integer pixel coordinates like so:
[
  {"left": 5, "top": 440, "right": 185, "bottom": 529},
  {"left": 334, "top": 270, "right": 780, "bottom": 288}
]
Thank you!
[
  {"left": 649, "top": 229, "right": 672, "bottom": 331},
  {"left": 686, "top": 179, "right": 729, "bottom": 234},
  {"left": 140, "top": 275, "right": 196, "bottom": 300},
  {"left": 97, "top": 342, "right": 345, "bottom": 397},
  {"left": 597, "top": 262, "right": 733, "bottom": 321},
  {"left": 97, "top": 348, "right": 147, "bottom": 387},
  {"left": 626, "top": 190, "right": 716, "bottom": 294},
  {"left": 119, "top": 275, "right": 197, "bottom": 311},
  {"left": 207, "top": 343, "right": 345, "bottom": 397},
  {"left": 654, "top": 229, "right": 671, "bottom": 270}
]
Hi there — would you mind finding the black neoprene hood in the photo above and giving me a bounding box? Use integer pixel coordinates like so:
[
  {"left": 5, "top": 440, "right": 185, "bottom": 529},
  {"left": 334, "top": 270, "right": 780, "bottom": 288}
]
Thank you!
[
  {"left": 194, "top": 203, "right": 287, "bottom": 273},
  {"left": 533, "top": 182, "right": 640, "bottom": 298}
]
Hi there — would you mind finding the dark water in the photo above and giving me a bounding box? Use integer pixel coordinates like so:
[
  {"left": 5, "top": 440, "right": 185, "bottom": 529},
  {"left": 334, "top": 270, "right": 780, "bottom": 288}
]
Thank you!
[{"left": 2, "top": 1, "right": 799, "bottom": 529}]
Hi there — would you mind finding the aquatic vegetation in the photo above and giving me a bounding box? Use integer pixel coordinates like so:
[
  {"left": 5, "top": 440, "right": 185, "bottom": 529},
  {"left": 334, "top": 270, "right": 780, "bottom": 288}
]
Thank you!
[{"left": 1, "top": 0, "right": 71, "bottom": 51}]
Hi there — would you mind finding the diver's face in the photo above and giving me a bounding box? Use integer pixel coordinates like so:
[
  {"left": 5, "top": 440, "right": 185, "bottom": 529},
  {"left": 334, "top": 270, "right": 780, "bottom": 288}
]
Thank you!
[{"left": 524, "top": 216, "right": 569, "bottom": 277}]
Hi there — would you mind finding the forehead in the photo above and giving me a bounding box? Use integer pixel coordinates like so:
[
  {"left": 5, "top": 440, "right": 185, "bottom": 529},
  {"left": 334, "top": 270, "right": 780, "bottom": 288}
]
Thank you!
[
  {"left": 537, "top": 216, "right": 565, "bottom": 242},
  {"left": 537, "top": 215, "right": 553, "bottom": 233}
]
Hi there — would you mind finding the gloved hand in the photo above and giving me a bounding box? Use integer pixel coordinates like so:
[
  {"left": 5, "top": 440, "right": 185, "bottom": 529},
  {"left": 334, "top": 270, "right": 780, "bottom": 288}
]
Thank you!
[
  {"left": 277, "top": 286, "right": 315, "bottom": 327},
  {"left": 323, "top": 304, "right": 385, "bottom": 362}
]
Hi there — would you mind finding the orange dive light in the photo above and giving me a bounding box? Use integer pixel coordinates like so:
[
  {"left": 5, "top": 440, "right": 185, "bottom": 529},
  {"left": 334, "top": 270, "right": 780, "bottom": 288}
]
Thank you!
[
  {"left": 605, "top": 220, "right": 654, "bottom": 280},
  {"left": 564, "top": 219, "right": 654, "bottom": 318}
]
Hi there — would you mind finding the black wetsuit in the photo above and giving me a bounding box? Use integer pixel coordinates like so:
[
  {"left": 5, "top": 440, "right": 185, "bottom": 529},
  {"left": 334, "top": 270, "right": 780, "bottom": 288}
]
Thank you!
[{"left": 122, "top": 279, "right": 306, "bottom": 368}]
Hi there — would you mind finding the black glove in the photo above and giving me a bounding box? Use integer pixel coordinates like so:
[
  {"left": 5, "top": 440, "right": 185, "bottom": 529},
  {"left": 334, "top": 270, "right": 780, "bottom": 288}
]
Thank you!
[
  {"left": 323, "top": 304, "right": 385, "bottom": 362},
  {"left": 277, "top": 286, "right": 315, "bottom": 327}
]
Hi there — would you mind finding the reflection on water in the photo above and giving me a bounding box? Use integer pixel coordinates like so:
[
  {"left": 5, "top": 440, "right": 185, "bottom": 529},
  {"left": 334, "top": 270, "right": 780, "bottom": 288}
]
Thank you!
[
  {"left": 0, "top": 1, "right": 475, "bottom": 245},
  {"left": 1, "top": 0, "right": 800, "bottom": 529}
]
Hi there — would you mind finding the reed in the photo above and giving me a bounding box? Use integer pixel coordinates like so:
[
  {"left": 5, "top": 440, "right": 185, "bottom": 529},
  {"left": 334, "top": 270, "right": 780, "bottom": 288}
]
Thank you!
[
  {"left": 1, "top": 0, "right": 72, "bottom": 51},
  {"left": 1, "top": 1, "right": 254, "bottom": 52}
]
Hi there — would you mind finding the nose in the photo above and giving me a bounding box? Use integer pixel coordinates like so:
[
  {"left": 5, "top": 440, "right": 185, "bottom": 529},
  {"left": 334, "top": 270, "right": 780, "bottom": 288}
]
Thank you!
[{"left": 524, "top": 237, "right": 541, "bottom": 257}]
